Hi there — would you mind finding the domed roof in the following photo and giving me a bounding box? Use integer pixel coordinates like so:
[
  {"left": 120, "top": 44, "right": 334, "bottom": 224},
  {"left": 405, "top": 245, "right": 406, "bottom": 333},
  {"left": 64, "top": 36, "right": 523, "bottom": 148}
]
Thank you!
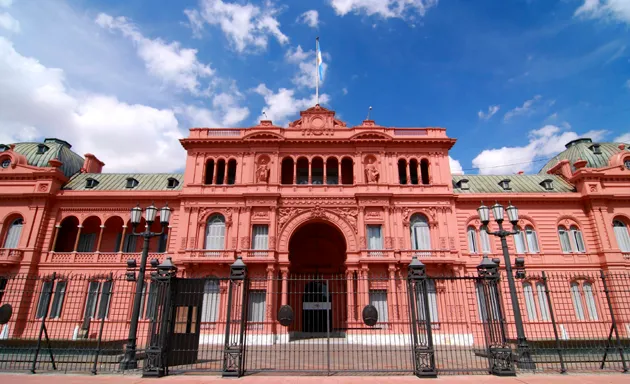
[{"left": 539, "top": 138, "right": 629, "bottom": 174}]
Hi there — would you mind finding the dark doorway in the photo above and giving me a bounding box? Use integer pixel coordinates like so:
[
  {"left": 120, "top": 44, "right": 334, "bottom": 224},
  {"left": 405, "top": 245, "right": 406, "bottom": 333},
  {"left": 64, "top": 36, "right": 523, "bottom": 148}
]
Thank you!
[{"left": 302, "top": 281, "right": 331, "bottom": 333}]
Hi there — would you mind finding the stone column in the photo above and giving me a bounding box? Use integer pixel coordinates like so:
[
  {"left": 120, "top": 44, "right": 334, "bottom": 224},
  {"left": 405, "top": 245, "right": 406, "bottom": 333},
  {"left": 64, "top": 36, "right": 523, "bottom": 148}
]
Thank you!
[
  {"left": 281, "top": 268, "right": 289, "bottom": 306},
  {"left": 222, "top": 162, "right": 227, "bottom": 184},
  {"left": 119, "top": 225, "right": 127, "bottom": 252},
  {"left": 50, "top": 224, "right": 62, "bottom": 252},
  {"left": 73, "top": 225, "right": 83, "bottom": 252},
  {"left": 265, "top": 265, "right": 275, "bottom": 328},
  {"left": 293, "top": 160, "right": 297, "bottom": 185},
  {"left": 388, "top": 265, "right": 398, "bottom": 321},
  {"left": 323, "top": 160, "right": 327, "bottom": 185},
  {"left": 96, "top": 224, "right": 105, "bottom": 252},
  {"left": 308, "top": 160, "right": 312, "bottom": 184},
  {"left": 338, "top": 160, "right": 342, "bottom": 185},
  {"left": 212, "top": 161, "right": 218, "bottom": 184},
  {"left": 346, "top": 269, "right": 356, "bottom": 323},
  {"left": 361, "top": 267, "right": 370, "bottom": 310},
  {"left": 406, "top": 160, "right": 411, "bottom": 185}
]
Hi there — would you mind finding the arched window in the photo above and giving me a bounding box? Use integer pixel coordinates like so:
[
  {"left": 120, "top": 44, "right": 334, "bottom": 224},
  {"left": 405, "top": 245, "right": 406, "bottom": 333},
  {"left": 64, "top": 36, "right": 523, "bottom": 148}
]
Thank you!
[
  {"left": 341, "top": 157, "right": 353, "bottom": 185},
  {"left": 570, "top": 281, "right": 598, "bottom": 321},
  {"left": 570, "top": 225, "right": 585, "bottom": 253},
  {"left": 420, "top": 159, "right": 430, "bottom": 185},
  {"left": 613, "top": 220, "right": 630, "bottom": 252},
  {"left": 398, "top": 159, "right": 408, "bottom": 184},
  {"left": 296, "top": 157, "right": 309, "bottom": 184},
  {"left": 205, "top": 215, "right": 225, "bottom": 251},
  {"left": 525, "top": 226, "right": 540, "bottom": 253},
  {"left": 215, "top": 159, "right": 226, "bottom": 185},
  {"left": 281, "top": 157, "right": 294, "bottom": 185},
  {"left": 558, "top": 226, "right": 571, "bottom": 253},
  {"left": 326, "top": 157, "right": 338, "bottom": 184},
  {"left": 467, "top": 226, "right": 478, "bottom": 253},
  {"left": 3, "top": 218, "right": 23, "bottom": 249},
  {"left": 513, "top": 226, "right": 527, "bottom": 254},
  {"left": 204, "top": 159, "right": 215, "bottom": 184},
  {"left": 409, "top": 159, "right": 419, "bottom": 185},
  {"left": 201, "top": 279, "right": 220, "bottom": 322},
  {"left": 522, "top": 282, "right": 537, "bottom": 321},
  {"left": 480, "top": 229, "right": 492, "bottom": 253},
  {"left": 226, "top": 159, "right": 237, "bottom": 185},
  {"left": 410, "top": 214, "right": 431, "bottom": 251},
  {"left": 311, "top": 157, "right": 324, "bottom": 184}
]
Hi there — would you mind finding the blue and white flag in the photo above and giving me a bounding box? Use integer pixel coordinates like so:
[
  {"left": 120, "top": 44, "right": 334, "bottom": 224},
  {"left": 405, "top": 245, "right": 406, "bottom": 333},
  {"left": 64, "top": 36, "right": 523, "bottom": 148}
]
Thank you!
[{"left": 316, "top": 38, "right": 324, "bottom": 82}]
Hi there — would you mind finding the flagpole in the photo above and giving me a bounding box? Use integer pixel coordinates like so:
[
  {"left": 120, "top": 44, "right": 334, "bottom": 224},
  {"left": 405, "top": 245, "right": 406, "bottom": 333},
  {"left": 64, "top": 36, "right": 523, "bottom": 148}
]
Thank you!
[{"left": 316, "top": 37, "right": 319, "bottom": 105}]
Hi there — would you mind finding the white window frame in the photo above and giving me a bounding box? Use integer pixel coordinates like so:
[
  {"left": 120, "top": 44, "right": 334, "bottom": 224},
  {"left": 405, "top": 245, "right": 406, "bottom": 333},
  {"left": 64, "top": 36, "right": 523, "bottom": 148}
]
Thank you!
[
  {"left": 3, "top": 218, "right": 24, "bottom": 249},
  {"left": 251, "top": 225, "right": 269, "bottom": 250},
  {"left": 558, "top": 226, "right": 572, "bottom": 253},
  {"left": 367, "top": 225, "right": 383, "bottom": 250},
  {"left": 513, "top": 226, "right": 527, "bottom": 254},
  {"left": 613, "top": 220, "right": 630, "bottom": 252},
  {"left": 570, "top": 281, "right": 598, "bottom": 321},
  {"left": 84, "top": 280, "right": 113, "bottom": 320},
  {"left": 204, "top": 214, "right": 226, "bottom": 251},
  {"left": 410, "top": 215, "right": 431, "bottom": 251},
  {"left": 480, "top": 229, "right": 492, "bottom": 254},
  {"left": 247, "top": 290, "right": 266, "bottom": 323},
  {"left": 416, "top": 280, "right": 439, "bottom": 324},
  {"left": 49, "top": 281, "right": 67, "bottom": 319},
  {"left": 525, "top": 226, "right": 540, "bottom": 254},
  {"left": 523, "top": 282, "right": 537, "bottom": 321},
  {"left": 535, "top": 282, "right": 550, "bottom": 321},
  {"left": 570, "top": 226, "right": 586, "bottom": 253},
  {"left": 467, "top": 226, "right": 479, "bottom": 254},
  {"left": 201, "top": 279, "right": 221, "bottom": 323},
  {"left": 369, "top": 290, "right": 389, "bottom": 323}
]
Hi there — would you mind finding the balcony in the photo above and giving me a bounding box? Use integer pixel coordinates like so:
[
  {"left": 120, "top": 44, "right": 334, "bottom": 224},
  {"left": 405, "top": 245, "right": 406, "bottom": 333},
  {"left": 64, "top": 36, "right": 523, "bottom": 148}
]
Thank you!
[
  {"left": 400, "top": 250, "right": 452, "bottom": 261},
  {"left": 44, "top": 251, "right": 168, "bottom": 264},
  {"left": 0, "top": 248, "right": 24, "bottom": 265},
  {"left": 181, "top": 249, "right": 235, "bottom": 263},
  {"left": 242, "top": 250, "right": 275, "bottom": 261},
  {"left": 360, "top": 250, "right": 395, "bottom": 260}
]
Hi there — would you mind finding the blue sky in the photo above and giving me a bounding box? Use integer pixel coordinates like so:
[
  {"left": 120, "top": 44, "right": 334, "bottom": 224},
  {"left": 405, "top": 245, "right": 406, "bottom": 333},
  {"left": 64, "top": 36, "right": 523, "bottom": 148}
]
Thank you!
[{"left": 0, "top": 0, "right": 628, "bottom": 174}]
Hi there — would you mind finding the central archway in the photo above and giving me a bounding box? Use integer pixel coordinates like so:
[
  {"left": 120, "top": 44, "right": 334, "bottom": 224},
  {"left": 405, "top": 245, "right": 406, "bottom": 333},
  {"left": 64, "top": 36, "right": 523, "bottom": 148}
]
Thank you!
[
  {"left": 288, "top": 221, "right": 347, "bottom": 274},
  {"left": 288, "top": 221, "right": 348, "bottom": 336}
]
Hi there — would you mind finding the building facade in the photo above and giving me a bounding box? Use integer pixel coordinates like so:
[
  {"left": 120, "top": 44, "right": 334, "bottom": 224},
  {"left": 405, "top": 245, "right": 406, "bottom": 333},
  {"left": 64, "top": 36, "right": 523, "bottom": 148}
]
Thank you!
[{"left": 1, "top": 105, "right": 630, "bottom": 346}]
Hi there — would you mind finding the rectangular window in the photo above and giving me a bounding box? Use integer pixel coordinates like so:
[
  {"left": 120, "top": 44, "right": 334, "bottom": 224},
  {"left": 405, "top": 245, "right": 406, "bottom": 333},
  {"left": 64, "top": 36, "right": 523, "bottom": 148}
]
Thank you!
[
  {"left": 559, "top": 228, "right": 572, "bottom": 253},
  {"left": 201, "top": 280, "right": 220, "bottom": 322},
  {"left": 526, "top": 229, "right": 540, "bottom": 253},
  {"left": 571, "top": 229, "right": 586, "bottom": 253},
  {"left": 247, "top": 290, "right": 266, "bottom": 322},
  {"left": 369, "top": 290, "right": 389, "bottom": 323},
  {"left": 523, "top": 283, "right": 537, "bottom": 321},
  {"left": 77, "top": 233, "right": 96, "bottom": 253},
  {"left": 49, "top": 281, "right": 67, "bottom": 319},
  {"left": 157, "top": 232, "right": 168, "bottom": 253},
  {"left": 251, "top": 225, "right": 269, "bottom": 250},
  {"left": 480, "top": 230, "right": 492, "bottom": 253},
  {"left": 123, "top": 234, "right": 137, "bottom": 253},
  {"left": 535, "top": 282, "right": 550, "bottom": 321},
  {"left": 514, "top": 230, "right": 527, "bottom": 254},
  {"left": 35, "top": 281, "right": 54, "bottom": 319},
  {"left": 570, "top": 282, "right": 585, "bottom": 321},
  {"left": 583, "top": 282, "right": 598, "bottom": 321},
  {"left": 145, "top": 283, "right": 158, "bottom": 320},
  {"left": 475, "top": 282, "right": 501, "bottom": 322},
  {"left": 0, "top": 277, "right": 7, "bottom": 303},
  {"left": 416, "top": 280, "right": 438, "bottom": 323},
  {"left": 367, "top": 225, "right": 383, "bottom": 250},
  {"left": 467, "top": 228, "right": 478, "bottom": 254},
  {"left": 83, "top": 281, "right": 113, "bottom": 320},
  {"left": 411, "top": 225, "right": 431, "bottom": 251}
]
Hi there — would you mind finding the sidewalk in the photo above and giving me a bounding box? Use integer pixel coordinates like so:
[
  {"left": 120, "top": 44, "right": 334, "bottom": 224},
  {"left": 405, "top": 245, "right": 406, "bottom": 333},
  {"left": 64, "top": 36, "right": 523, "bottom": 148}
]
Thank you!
[{"left": 0, "top": 373, "right": 628, "bottom": 384}]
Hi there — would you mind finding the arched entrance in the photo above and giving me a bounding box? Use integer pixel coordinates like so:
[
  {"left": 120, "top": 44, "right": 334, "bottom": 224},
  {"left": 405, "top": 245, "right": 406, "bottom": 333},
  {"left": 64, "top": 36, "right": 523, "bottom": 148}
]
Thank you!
[{"left": 287, "top": 221, "right": 347, "bottom": 336}]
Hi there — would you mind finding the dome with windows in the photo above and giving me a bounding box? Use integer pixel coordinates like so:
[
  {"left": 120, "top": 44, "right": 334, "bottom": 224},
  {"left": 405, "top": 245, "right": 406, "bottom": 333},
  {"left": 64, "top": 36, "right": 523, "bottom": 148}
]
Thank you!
[{"left": 539, "top": 138, "right": 630, "bottom": 174}]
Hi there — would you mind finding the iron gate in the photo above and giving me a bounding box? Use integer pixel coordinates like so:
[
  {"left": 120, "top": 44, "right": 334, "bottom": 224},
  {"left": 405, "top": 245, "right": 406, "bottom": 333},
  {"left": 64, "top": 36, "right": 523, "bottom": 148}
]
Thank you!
[{"left": 143, "top": 256, "right": 514, "bottom": 377}]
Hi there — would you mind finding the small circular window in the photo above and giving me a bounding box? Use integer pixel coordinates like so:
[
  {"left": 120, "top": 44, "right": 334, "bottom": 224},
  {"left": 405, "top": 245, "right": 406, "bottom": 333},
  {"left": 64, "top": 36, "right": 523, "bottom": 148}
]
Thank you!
[
  {"left": 625, "top": 159, "right": 630, "bottom": 170},
  {"left": 1, "top": 159, "right": 10, "bottom": 168}
]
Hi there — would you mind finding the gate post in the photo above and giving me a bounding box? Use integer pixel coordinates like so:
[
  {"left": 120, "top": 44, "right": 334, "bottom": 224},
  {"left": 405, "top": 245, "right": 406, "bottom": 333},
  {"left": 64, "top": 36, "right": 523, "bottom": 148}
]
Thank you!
[
  {"left": 407, "top": 256, "right": 437, "bottom": 378},
  {"left": 143, "top": 257, "right": 177, "bottom": 378},
  {"left": 477, "top": 255, "right": 515, "bottom": 376},
  {"left": 222, "top": 257, "right": 248, "bottom": 377}
]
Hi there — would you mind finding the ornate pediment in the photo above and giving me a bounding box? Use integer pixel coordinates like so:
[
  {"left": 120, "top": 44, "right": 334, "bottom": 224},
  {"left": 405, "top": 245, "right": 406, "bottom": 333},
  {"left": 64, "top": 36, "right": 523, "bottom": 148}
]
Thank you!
[
  {"left": 242, "top": 131, "right": 285, "bottom": 141},
  {"left": 349, "top": 131, "right": 392, "bottom": 141},
  {"left": 288, "top": 104, "right": 346, "bottom": 136}
]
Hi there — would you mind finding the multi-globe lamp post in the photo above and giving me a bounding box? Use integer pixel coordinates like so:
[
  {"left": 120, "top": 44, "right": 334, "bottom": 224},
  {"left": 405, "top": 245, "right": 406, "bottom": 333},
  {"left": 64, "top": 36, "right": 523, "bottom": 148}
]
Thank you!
[
  {"left": 119, "top": 202, "right": 171, "bottom": 370},
  {"left": 477, "top": 202, "right": 535, "bottom": 370}
]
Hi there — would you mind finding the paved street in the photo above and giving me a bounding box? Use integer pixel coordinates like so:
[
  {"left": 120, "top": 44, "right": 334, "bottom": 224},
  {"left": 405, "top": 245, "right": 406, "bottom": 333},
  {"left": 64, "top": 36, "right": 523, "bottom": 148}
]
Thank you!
[{"left": 0, "top": 373, "right": 629, "bottom": 384}]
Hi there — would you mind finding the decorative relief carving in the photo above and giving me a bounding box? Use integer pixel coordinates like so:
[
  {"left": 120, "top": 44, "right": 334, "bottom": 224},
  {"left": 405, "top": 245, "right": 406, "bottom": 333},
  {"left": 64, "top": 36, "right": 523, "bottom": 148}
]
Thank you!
[
  {"left": 364, "top": 155, "right": 379, "bottom": 184},
  {"left": 589, "top": 184, "right": 598, "bottom": 192},
  {"left": 269, "top": 236, "right": 276, "bottom": 249},
  {"left": 280, "top": 197, "right": 355, "bottom": 206},
  {"left": 449, "top": 237, "right": 456, "bottom": 249},
  {"left": 256, "top": 155, "right": 270, "bottom": 184},
  {"left": 231, "top": 237, "right": 237, "bottom": 249},
  {"left": 402, "top": 207, "right": 411, "bottom": 227},
  {"left": 240, "top": 237, "right": 250, "bottom": 249},
  {"left": 398, "top": 237, "right": 404, "bottom": 249},
  {"left": 181, "top": 237, "right": 187, "bottom": 249},
  {"left": 277, "top": 206, "right": 358, "bottom": 234},
  {"left": 364, "top": 209, "right": 383, "bottom": 220},
  {"left": 310, "top": 205, "right": 326, "bottom": 218},
  {"left": 384, "top": 237, "right": 393, "bottom": 249},
  {"left": 188, "top": 237, "right": 196, "bottom": 248},
  {"left": 38, "top": 184, "right": 48, "bottom": 192},
  {"left": 252, "top": 210, "right": 270, "bottom": 220},
  {"left": 439, "top": 237, "right": 447, "bottom": 249},
  {"left": 359, "top": 236, "right": 366, "bottom": 248}
]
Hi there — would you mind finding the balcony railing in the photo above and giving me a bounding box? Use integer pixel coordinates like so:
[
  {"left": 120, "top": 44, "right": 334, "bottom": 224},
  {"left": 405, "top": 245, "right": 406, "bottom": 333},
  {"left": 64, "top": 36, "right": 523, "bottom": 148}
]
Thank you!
[
  {"left": 186, "top": 249, "right": 235, "bottom": 259},
  {"left": 242, "top": 250, "right": 275, "bottom": 259},
  {"left": 400, "top": 250, "right": 449, "bottom": 259},
  {"left": 0, "top": 248, "right": 24, "bottom": 264},
  {"left": 360, "top": 250, "right": 395, "bottom": 259},
  {"left": 44, "top": 251, "right": 167, "bottom": 264}
]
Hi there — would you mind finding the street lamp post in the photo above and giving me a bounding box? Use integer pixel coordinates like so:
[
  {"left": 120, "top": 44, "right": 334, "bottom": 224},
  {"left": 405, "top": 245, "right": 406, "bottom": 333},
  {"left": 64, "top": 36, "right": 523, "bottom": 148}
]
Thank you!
[
  {"left": 120, "top": 203, "right": 171, "bottom": 370},
  {"left": 478, "top": 202, "right": 536, "bottom": 370}
]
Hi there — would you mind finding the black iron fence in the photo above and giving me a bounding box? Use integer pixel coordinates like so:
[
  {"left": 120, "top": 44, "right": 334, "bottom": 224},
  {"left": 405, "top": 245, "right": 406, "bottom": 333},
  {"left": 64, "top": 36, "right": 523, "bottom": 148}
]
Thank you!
[{"left": 0, "top": 261, "right": 629, "bottom": 377}]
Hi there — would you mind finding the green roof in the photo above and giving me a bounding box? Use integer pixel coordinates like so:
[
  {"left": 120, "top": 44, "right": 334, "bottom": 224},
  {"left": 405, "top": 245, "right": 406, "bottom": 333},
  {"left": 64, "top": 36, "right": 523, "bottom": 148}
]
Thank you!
[
  {"left": 539, "top": 138, "right": 629, "bottom": 174},
  {"left": 452, "top": 175, "right": 575, "bottom": 194},
  {"left": 9, "top": 139, "right": 84, "bottom": 178},
  {"left": 63, "top": 173, "right": 184, "bottom": 191}
]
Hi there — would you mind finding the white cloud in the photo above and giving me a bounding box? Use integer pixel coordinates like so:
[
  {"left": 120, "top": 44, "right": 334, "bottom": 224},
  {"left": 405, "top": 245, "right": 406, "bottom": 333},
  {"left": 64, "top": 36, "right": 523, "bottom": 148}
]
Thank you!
[
  {"left": 626, "top": 79, "right": 630, "bottom": 88},
  {"left": 329, "top": 0, "right": 438, "bottom": 20},
  {"left": 0, "top": 0, "right": 13, "bottom": 8},
  {"left": 297, "top": 10, "right": 319, "bottom": 28},
  {"left": 0, "top": 36, "right": 186, "bottom": 172},
  {"left": 342, "top": 87, "right": 348, "bottom": 95},
  {"left": 449, "top": 156, "right": 464, "bottom": 175},
  {"left": 96, "top": 13, "right": 213, "bottom": 95},
  {"left": 471, "top": 125, "right": 608, "bottom": 175},
  {"left": 0, "top": 11, "right": 19, "bottom": 32},
  {"left": 178, "top": 86, "right": 250, "bottom": 128},
  {"left": 575, "top": 0, "right": 630, "bottom": 24},
  {"left": 478, "top": 105, "right": 500, "bottom": 121},
  {"left": 615, "top": 132, "right": 630, "bottom": 143},
  {"left": 254, "top": 84, "right": 330, "bottom": 126},
  {"left": 184, "top": 0, "right": 288, "bottom": 53},
  {"left": 503, "top": 95, "right": 542, "bottom": 121},
  {"left": 285, "top": 45, "right": 329, "bottom": 89}
]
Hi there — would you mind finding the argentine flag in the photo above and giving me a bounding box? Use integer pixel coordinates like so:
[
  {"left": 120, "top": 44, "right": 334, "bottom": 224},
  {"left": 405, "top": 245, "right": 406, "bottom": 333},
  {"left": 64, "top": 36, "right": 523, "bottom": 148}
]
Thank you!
[{"left": 316, "top": 38, "right": 324, "bottom": 82}]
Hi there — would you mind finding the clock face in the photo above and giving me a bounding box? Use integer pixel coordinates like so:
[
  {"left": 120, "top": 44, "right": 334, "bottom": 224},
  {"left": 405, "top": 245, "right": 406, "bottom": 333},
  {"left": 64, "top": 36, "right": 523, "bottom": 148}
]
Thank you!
[{"left": 625, "top": 159, "right": 630, "bottom": 170}]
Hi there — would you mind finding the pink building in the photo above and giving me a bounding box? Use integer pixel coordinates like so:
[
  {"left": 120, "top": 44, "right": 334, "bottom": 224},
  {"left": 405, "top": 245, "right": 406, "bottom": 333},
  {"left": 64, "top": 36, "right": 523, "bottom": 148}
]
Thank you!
[{"left": 1, "top": 105, "right": 630, "bottom": 373}]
